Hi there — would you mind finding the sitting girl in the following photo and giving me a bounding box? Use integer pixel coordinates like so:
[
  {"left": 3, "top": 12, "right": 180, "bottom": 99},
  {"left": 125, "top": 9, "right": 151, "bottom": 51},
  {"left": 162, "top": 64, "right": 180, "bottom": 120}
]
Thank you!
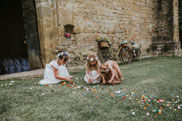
[
  {"left": 84, "top": 53, "right": 101, "bottom": 84},
  {"left": 39, "top": 51, "right": 73, "bottom": 85}
]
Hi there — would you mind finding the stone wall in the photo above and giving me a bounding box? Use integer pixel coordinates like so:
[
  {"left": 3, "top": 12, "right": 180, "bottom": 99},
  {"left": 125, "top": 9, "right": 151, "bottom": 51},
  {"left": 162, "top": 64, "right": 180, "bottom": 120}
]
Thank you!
[
  {"left": 179, "top": 0, "right": 182, "bottom": 47},
  {"left": 149, "top": 0, "right": 181, "bottom": 56},
  {"left": 34, "top": 0, "right": 181, "bottom": 66},
  {"left": 148, "top": 0, "right": 174, "bottom": 56}
]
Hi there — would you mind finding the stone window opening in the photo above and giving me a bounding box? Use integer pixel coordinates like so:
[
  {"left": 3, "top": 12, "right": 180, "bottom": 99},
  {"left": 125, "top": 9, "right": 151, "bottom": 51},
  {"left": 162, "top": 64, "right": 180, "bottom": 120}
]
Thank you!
[{"left": 64, "top": 24, "right": 74, "bottom": 39}]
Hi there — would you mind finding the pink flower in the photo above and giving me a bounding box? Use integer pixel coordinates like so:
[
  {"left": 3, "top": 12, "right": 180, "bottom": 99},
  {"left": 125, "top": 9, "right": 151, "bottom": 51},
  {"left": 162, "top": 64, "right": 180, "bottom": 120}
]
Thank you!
[{"left": 65, "top": 33, "right": 71, "bottom": 37}]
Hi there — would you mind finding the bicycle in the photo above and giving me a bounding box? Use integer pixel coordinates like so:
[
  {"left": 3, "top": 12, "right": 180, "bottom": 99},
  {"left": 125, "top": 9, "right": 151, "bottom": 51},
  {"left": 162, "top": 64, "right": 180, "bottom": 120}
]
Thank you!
[
  {"left": 130, "top": 42, "right": 142, "bottom": 61},
  {"left": 96, "top": 38, "right": 112, "bottom": 63},
  {"left": 111, "top": 41, "right": 142, "bottom": 64},
  {"left": 96, "top": 38, "right": 142, "bottom": 64}
]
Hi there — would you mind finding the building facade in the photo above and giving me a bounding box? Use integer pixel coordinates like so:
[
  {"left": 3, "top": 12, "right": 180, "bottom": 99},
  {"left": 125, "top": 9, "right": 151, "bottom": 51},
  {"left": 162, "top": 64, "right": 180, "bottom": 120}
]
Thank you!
[{"left": 1, "top": 0, "right": 181, "bottom": 70}]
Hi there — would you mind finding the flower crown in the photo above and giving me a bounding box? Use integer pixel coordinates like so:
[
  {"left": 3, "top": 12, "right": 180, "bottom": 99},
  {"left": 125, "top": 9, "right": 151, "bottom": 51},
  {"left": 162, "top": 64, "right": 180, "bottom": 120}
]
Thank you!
[
  {"left": 87, "top": 56, "right": 98, "bottom": 61},
  {"left": 58, "top": 51, "right": 68, "bottom": 57}
]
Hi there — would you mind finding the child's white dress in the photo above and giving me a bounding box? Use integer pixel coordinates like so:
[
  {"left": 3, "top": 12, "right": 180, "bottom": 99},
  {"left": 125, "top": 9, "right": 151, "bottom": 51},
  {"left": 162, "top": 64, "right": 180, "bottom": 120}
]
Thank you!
[
  {"left": 84, "top": 70, "right": 101, "bottom": 84},
  {"left": 39, "top": 60, "right": 70, "bottom": 85}
]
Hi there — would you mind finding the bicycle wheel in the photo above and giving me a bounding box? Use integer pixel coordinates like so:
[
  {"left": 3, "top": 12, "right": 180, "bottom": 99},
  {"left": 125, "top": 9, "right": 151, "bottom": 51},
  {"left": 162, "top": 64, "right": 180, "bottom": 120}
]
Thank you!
[
  {"left": 99, "top": 48, "right": 110, "bottom": 63},
  {"left": 98, "top": 51, "right": 105, "bottom": 63},
  {"left": 135, "top": 49, "right": 142, "bottom": 61},
  {"left": 119, "top": 48, "right": 132, "bottom": 64}
]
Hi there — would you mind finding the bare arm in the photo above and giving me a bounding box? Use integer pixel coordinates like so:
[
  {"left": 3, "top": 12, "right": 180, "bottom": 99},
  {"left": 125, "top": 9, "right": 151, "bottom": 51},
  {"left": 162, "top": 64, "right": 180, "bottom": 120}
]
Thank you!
[
  {"left": 85, "top": 62, "right": 90, "bottom": 79},
  {"left": 52, "top": 66, "right": 72, "bottom": 82},
  {"left": 109, "top": 68, "right": 115, "bottom": 83},
  {"left": 93, "top": 73, "right": 100, "bottom": 81},
  {"left": 85, "top": 63, "right": 93, "bottom": 83},
  {"left": 86, "top": 70, "right": 90, "bottom": 80}
]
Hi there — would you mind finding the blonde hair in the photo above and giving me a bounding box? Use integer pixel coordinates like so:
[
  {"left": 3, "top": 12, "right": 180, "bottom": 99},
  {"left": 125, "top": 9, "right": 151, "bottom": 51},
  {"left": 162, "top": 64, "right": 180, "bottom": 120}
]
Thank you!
[{"left": 86, "top": 53, "right": 100, "bottom": 72}]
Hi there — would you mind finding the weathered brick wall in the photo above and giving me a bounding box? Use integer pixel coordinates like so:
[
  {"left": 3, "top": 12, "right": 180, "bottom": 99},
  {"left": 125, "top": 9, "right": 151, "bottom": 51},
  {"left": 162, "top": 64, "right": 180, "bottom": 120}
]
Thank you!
[
  {"left": 34, "top": 0, "right": 181, "bottom": 66},
  {"left": 150, "top": 0, "right": 181, "bottom": 56},
  {"left": 179, "top": 0, "right": 182, "bottom": 47},
  {"left": 148, "top": 0, "right": 173, "bottom": 56}
]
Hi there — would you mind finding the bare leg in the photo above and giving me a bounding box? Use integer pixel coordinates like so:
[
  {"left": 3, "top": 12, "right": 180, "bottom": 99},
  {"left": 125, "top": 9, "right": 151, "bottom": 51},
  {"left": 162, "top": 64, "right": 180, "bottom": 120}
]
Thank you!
[
  {"left": 101, "top": 75, "right": 106, "bottom": 84},
  {"left": 112, "top": 80, "right": 121, "bottom": 84},
  {"left": 111, "top": 69, "right": 121, "bottom": 84},
  {"left": 114, "top": 69, "right": 119, "bottom": 80},
  {"left": 105, "top": 60, "right": 124, "bottom": 82},
  {"left": 112, "top": 61, "right": 123, "bottom": 80}
]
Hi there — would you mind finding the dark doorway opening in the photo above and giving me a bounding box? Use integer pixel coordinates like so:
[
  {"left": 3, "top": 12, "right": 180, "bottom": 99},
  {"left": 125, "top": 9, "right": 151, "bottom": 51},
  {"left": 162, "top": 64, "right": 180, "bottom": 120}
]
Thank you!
[
  {"left": 179, "top": 0, "right": 182, "bottom": 47},
  {"left": 0, "top": 0, "right": 27, "bottom": 59},
  {"left": 0, "top": 0, "right": 41, "bottom": 75}
]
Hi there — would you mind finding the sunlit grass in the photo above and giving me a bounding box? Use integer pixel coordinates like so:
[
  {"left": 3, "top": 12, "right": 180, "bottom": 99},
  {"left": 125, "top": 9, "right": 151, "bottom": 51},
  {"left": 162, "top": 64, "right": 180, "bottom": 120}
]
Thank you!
[{"left": 0, "top": 57, "right": 182, "bottom": 121}]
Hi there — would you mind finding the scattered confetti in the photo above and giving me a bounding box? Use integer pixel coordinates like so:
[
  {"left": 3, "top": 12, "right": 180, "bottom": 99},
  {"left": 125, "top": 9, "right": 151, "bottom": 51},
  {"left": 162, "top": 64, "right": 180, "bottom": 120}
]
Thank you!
[
  {"left": 178, "top": 105, "right": 181, "bottom": 109},
  {"left": 62, "top": 82, "right": 66, "bottom": 85},
  {"left": 146, "top": 112, "right": 150, "bottom": 116},
  {"left": 66, "top": 84, "right": 71, "bottom": 87},
  {"left": 115, "top": 91, "right": 121, "bottom": 94},
  {"left": 111, "top": 92, "right": 114, "bottom": 97},
  {"left": 36, "top": 82, "right": 181, "bottom": 117},
  {"left": 132, "top": 112, "right": 135, "bottom": 115},
  {"left": 158, "top": 109, "right": 162, "bottom": 115}
]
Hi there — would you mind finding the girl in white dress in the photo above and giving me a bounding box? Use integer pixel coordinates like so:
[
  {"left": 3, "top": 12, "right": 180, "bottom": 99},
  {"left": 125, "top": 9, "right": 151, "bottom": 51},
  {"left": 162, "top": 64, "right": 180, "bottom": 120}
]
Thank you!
[
  {"left": 39, "top": 51, "right": 73, "bottom": 85},
  {"left": 84, "top": 53, "right": 101, "bottom": 84}
]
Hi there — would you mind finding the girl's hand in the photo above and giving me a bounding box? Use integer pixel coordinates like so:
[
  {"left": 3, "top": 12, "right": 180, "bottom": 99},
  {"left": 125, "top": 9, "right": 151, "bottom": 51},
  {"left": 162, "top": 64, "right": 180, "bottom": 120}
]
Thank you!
[
  {"left": 102, "top": 81, "right": 106, "bottom": 84},
  {"left": 88, "top": 78, "right": 93, "bottom": 83},
  {"left": 69, "top": 76, "right": 73, "bottom": 79},
  {"left": 108, "top": 80, "right": 113, "bottom": 84},
  {"left": 66, "top": 77, "right": 73, "bottom": 82}
]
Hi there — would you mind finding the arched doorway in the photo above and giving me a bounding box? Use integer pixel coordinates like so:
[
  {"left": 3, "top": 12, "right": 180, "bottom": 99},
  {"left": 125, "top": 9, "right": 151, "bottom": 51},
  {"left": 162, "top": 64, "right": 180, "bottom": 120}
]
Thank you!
[{"left": 0, "top": 0, "right": 42, "bottom": 74}]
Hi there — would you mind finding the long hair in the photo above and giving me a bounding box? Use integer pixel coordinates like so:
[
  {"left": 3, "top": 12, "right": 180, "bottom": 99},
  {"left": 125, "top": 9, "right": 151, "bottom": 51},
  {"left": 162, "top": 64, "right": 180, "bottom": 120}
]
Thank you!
[{"left": 86, "top": 53, "right": 100, "bottom": 73}]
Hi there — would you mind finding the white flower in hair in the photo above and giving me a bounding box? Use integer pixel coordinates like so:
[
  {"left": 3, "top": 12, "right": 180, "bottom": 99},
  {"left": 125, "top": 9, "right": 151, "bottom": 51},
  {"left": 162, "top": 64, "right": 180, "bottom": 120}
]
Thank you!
[
  {"left": 58, "top": 52, "right": 64, "bottom": 57},
  {"left": 87, "top": 56, "right": 98, "bottom": 61},
  {"left": 90, "top": 58, "right": 94, "bottom": 61},
  {"left": 58, "top": 53, "right": 60, "bottom": 57}
]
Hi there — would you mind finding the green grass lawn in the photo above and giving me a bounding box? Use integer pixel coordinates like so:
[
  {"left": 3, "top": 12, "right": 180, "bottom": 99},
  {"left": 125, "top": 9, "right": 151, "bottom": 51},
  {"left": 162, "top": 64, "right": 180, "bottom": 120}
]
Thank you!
[{"left": 0, "top": 57, "right": 182, "bottom": 121}]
